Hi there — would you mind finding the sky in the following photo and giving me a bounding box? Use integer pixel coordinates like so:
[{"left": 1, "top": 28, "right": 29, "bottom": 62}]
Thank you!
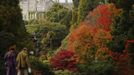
[{"left": 54, "top": 0, "right": 72, "bottom": 3}]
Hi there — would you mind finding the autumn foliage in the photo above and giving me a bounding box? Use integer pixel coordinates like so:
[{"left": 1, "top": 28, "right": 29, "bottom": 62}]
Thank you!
[
  {"left": 50, "top": 49, "right": 77, "bottom": 72},
  {"left": 109, "top": 40, "right": 134, "bottom": 75},
  {"left": 51, "top": 3, "right": 133, "bottom": 75},
  {"left": 67, "top": 4, "right": 120, "bottom": 62},
  {"left": 66, "top": 4, "right": 133, "bottom": 75},
  {"left": 85, "top": 3, "right": 121, "bottom": 31}
]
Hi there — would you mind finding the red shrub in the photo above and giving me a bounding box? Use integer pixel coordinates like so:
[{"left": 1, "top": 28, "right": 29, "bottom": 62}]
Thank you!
[
  {"left": 109, "top": 40, "right": 134, "bottom": 75},
  {"left": 109, "top": 50, "right": 129, "bottom": 63},
  {"left": 50, "top": 49, "right": 77, "bottom": 72},
  {"left": 125, "top": 40, "right": 134, "bottom": 49}
]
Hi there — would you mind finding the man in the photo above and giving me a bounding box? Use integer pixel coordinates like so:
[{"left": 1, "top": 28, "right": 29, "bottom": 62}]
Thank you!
[
  {"left": 16, "top": 47, "right": 30, "bottom": 75},
  {"left": 4, "top": 46, "right": 17, "bottom": 75}
]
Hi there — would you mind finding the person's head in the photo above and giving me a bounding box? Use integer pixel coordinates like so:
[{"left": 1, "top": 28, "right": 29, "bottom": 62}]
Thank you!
[
  {"left": 23, "top": 47, "right": 28, "bottom": 51},
  {"left": 8, "top": 44, "right": 16, "bottom": 51},
  {"left": 9, "top": 47, "right": 15, "bottom": 52}
]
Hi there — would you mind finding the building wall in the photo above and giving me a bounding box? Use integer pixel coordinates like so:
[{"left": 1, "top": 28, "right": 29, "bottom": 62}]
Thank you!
[
  {"left": 19, "top": 0, "right": 53, "bottom": 21},
  {"left": 19, "top": 0, "right": 73, "bottom": 21}
]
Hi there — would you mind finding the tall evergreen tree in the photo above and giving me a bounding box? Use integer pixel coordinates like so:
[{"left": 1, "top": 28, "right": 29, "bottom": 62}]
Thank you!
[
  {"left": 77, "top": 0, "right": 100, "bottom": 24},
  {"left": 0, "top": 0, "right": 26, "bottom": 35},
  {"left": 108, "top": 0, "right": 134, "bottom": 52},
  {"left": 0, "top": 0, "right": 26, "bottom": 69},
  {"left": 70, "top": 0, "right": 101, "bottom": 30},
  {"left": 0, "top": 0, "right": 27, "bottom": 74},
  {"left": 108, "top": 1, "right": 134, "bottom": 66},
  {"left": 70, "top": 0, "right": 80, "bottom": 30}
]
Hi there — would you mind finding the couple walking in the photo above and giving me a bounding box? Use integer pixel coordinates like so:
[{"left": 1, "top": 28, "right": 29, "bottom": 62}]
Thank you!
[{"left": 4, "top": 46, "right": 30, "bottom": 75}]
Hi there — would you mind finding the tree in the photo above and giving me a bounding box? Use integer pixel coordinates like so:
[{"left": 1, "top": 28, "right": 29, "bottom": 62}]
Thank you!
[
  {"left": 0, "top": 0, "right": 27, "bottom": 54},
  {"left": 45, "top": 3, "right": 72, "bottom": 29},
  {"left": 72, "top": 0, "right": 80, "bottom": 8},
  {"left": 0, "top": 0, "right": 27, "bottom": 74},
  {"left": 70, "top": 0, "right": 80, "bottom": 30},
  {"left": 108, "top": 0, "right": 134, "bottom": 52},
  {"left": 32, "top": 3, "right": 72, "bottom": 51},
  {"left": 0, "top": 0, "right": 26, "bottom": 35},
  {"left": 0, "top": 31, "right": 15, "bottom": 56},
  {"left": 0, "top": 0, "right": 28, "bottom": 49},
  {"left": 68, "top": 4, "right": 120, "bottom": 62},
  {"left": 36, "top": 22, "right": 68, "bottom": 50},
  {"left": 70, "top": 0, "right": 101, "bottom": 31},
  {"left": 77, "top": 0, "right": 100, "bottom": 24}
]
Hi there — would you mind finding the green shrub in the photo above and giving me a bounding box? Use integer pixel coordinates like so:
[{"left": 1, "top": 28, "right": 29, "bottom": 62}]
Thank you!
[
  {"left": 77, "top": 0, "right": 100, "bottom": 24},
  {"left": 77, "top": 61, "right": 114, "bottom": 75},
  {"left": 29, "top": 56, "right": 54, "bottom": 75},
  {"left": 36, "top": 22, "right": 68, "bottom": 50},
  {"left": 54, "top": 70, "right": 77, "bottom": 75},
  {"left": 0, "top": 60, "right": 5, "bottom": 75}
]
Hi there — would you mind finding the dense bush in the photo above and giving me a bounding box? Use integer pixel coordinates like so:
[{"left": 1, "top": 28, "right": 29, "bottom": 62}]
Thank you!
[
  {"left": 45, "top": 3, "right": 72, "bottom": 30},
  {"left": 65, "top": 3, "right": 133, "bottom": 75},
  {"left": 70, "top": 0, "right": 80, "bottom": 30},
  {"left": 36, "top": 22, "right": 68, "bottom": 50},
  {"left": 108, "top": 0, "right": 134, "bottom": 53},
  {"left": 29, "top": 56, "right": 54, "bottom": 75},
  {"left": 77, "top": 61, "right": 114, "bottom": 75},
  {"left": 77, "top": 0, "right": 100, "bottom": 24},
  {"left": 126, "top": 40, "right": 134, "bottom": 65},
  {"left": 71, "top": 0, "right": 100, "bottom": 30},
  {"left": 54, "top": 70, "right": 77, "bottom": 75},
  {"left": 68, "top": 4, "right": 120, "bottom": 62},
  {"left": 27, "top": 3, "right": 72, "bottom": 51},
  {"left": 50, "top": 49, "right": 77, "bottom": 72}
]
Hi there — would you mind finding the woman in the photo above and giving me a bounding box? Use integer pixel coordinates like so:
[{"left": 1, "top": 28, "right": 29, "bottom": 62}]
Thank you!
[{"left": 4, "top": 47, "right": 17, "bottom": 75}]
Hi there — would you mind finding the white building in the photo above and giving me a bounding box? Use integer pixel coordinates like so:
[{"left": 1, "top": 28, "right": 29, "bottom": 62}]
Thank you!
[
  {"left": 19, "top": 0, "right": 53, "bottom": 21},
  {"left": 19, "top": 0, "right": 72, "bottom": 21}
]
